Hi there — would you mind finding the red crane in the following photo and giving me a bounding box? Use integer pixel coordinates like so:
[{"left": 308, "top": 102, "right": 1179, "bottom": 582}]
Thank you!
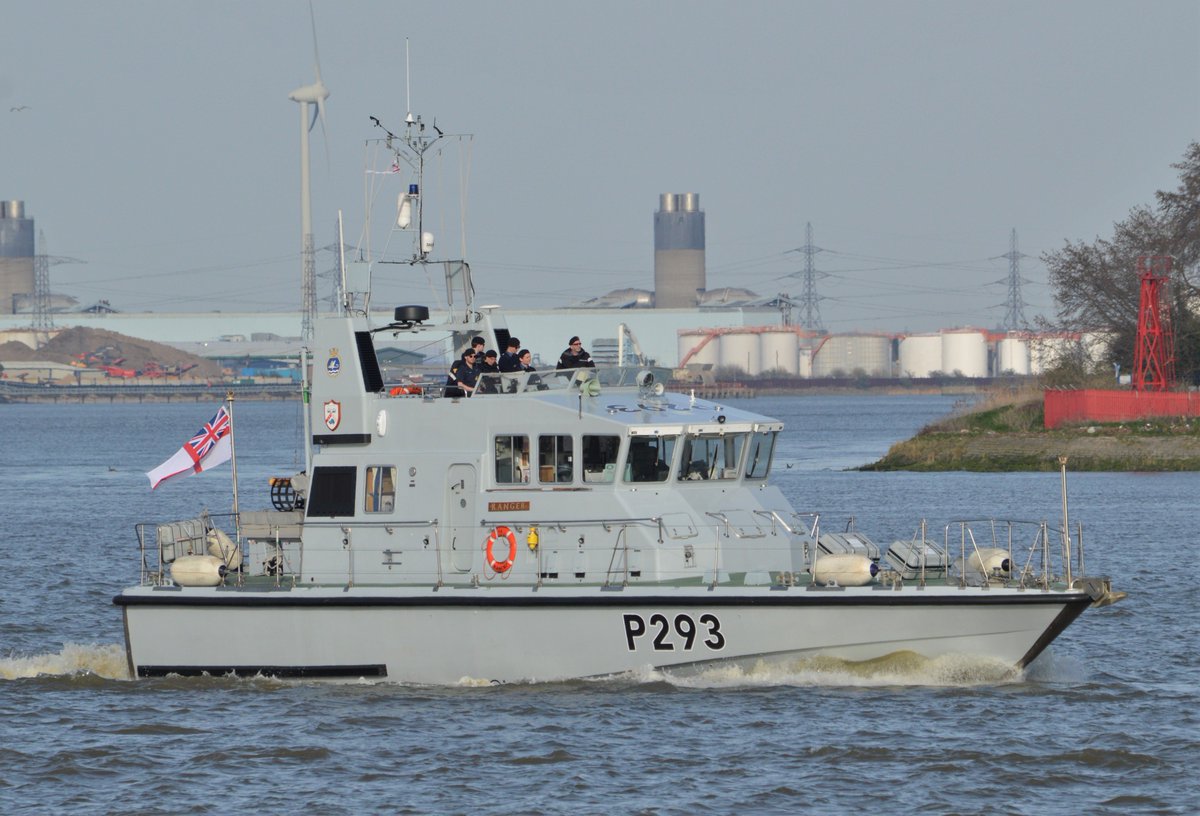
[{"left": 1131, "top": 256, "right": 1175, "bottom": 391}]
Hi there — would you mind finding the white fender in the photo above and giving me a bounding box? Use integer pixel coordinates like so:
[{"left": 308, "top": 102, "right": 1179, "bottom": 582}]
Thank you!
[
  {"left": 967, "top": 547, "right": 1011, "bottom": 577},
  {"left": 206, "top": 529, "right": 241, "bottom": 570},
  {"left": 171, "top": 554, "right": 228, "bottom": 587},
  {"left": 813, "top": 553, "right": 878, "bottom": 587}
]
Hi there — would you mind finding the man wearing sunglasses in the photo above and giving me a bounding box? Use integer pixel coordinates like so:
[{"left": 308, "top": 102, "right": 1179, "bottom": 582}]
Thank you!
[
  {"left": 556, "top": 336, "right": 596, "bottom": 370},
  {"left": 445, "top": 349, "right": 479, "bottom": 397}
]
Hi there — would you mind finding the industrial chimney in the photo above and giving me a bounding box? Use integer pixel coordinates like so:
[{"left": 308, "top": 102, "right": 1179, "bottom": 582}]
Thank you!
[
  {"left": 653, "top": 193, "right": 705, "bottom": 308},
  {"left": 0, "top": 200, "right": 35, "bottom": 315}
]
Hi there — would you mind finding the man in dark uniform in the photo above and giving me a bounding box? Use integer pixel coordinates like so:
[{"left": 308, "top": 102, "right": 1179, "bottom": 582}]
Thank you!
[
  {"left": 519, "top": 348, "right": 547, "bottom": 390},
  {"left": 468, "top": 336, "right": 486, "bottom": 375},
  {"left": 556, "top": 336, "right": 596, "bottom": 369},
  {"left": 477, "top": 349, "right": 501, "bottom": 393},
  {"left": 498, "top": 337, "right": 522, "bottom": 373},
  {"left": 445, "top": 350, "right": 479, "bottom": 397}
]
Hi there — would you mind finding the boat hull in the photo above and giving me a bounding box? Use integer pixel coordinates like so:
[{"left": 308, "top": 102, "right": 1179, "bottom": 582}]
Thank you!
[{"left": 116, "top": 585, "right": 1091, "bottom": 684}]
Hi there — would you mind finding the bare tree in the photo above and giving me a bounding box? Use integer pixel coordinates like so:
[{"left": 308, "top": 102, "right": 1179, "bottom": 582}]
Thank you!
[{"left": 1043, "top": 142, "right": 1200, "bottom": 383}]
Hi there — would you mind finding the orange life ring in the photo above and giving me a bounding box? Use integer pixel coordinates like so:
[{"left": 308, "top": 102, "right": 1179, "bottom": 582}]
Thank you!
[
  {"left": 485, "top": 526, "right": 518, "bottom": 573},
  {"left": 389, "top": 384, "right": 422, "bottom": 396}
]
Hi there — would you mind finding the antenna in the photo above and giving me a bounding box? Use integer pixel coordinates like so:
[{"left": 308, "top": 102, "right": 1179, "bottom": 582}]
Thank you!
[{"left": 405, "top": 39, "right": 414, "bottom": 124}]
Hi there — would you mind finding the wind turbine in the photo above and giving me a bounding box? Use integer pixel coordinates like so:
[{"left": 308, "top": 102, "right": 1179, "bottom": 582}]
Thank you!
[{"left": 289, "top": 4, "right": 328, "bottom": 343}]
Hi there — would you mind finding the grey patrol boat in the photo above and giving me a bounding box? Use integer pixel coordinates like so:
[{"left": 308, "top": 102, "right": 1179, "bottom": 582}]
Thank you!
[{"left": 114, "top": 108, "right": 1122, "bottom": 684}]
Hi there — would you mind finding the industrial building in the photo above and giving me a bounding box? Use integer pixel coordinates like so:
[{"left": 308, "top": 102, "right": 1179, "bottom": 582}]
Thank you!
[
  {"left": 0, "top": 190, "right": 1109, "bottom": 381},
  {"left": 0, "top": 200, "right": 34, "bottom": 315}
]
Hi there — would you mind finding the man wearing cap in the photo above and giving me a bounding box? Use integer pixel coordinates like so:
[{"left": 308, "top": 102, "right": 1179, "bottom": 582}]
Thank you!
[
  {"left": 445, "top": 349, "right": 479, "bottom": 397},
  {"left": 556, "top": 336, "right": 595, "bottom": 369},
  {"left": 477, "top": 349, "right": 501, "bottom": 393}
]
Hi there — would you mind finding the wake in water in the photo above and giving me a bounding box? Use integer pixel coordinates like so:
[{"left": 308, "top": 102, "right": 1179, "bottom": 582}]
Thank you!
[
  {"left": 0, "top": 643, "right": 131, "bottom": 681},
  {"left": 0, "top": 644, "right": 1087, "bottom": 689},
  {"left": 652, "top": 648, "right": 1093, "bottom": 689},
  {"left": 622, "top": 651, "right": 1028, "bottom": 689}
]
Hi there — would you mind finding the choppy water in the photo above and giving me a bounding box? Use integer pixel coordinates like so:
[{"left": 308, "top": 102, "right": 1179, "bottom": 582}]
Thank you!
[{"left": 2, "top": 395, "right": 1196, "bottom": 815}]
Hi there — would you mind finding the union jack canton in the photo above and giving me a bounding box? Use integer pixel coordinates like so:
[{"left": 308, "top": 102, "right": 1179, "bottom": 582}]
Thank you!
[{"left": 185, "top": 406, "right": 231, "bottom": 469}]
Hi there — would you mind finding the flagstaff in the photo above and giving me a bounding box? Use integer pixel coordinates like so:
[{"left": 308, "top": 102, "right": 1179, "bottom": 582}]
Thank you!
[{"left": 227, "top": 390, "right": 241, "bottom": 547}]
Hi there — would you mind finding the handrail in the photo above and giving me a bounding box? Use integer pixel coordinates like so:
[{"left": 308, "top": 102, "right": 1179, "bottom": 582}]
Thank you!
[
  {"left": 604, "top": 525, "right": 632, "bottom": 587},
  {"left": 941, "top": 517, "right": 1081, "bottom": 590}
]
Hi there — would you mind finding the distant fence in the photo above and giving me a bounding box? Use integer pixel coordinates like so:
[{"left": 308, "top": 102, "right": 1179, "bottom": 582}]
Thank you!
[
  {"left": 0, "top": 380, "right": 296, "bottom": 403},
  {"left": 1044, "top": 389, "right": 1200, "bottom": 428}
]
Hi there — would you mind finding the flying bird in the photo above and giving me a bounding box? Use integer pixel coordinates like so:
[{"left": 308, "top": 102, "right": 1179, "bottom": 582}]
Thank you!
[{"left": 10, "top": 105, "right": 30, "bottom": 112}]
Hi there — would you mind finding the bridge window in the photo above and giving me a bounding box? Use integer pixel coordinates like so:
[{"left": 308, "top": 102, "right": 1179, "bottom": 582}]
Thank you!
[
  {"left": 539, "top": 435, "right": 574, "bottom": 484},
  {"left": 582, "top": 435, "right": 620, "bottom": 483},
  {"left": 625, "top": 435, "right": 676, "bottom": 483},
  {"left": 679, "top": 433, "right": 746, "bottom": 481},
  {"left": 745, "top": 431, "right": 776, "bottom": 479},
  {"left": 495, "top": 435, "right": 530, "bottom": 484}
]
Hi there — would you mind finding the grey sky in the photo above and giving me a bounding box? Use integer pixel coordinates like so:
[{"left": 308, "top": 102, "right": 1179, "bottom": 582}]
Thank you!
[{"left": 2, "top": 0, "right": 1196, "bottom": 332}]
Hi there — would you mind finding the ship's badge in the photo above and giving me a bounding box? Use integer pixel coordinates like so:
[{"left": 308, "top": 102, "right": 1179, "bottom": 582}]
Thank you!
[
  {"left": 326, "top": 348, "right": 341, "bottom": 376},
  {"left": 323, "top": 400, "right": 341, "bottom": 431}
]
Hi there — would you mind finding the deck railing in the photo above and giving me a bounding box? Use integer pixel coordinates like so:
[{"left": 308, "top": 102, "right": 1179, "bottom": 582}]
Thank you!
[{"left": 134, "top": 509, "right": 1086, "bottom": 594}]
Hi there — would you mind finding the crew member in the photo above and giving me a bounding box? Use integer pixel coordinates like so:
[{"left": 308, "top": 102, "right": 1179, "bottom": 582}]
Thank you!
[
  {"left": 520, "top": 348, "right": 546, "bottom": 390},
  {"left": 498, "top": 337, "right": 522, "bottom": 372},
  {"left": 445, "top": 350, "right": 479, "bottom": 397},
  {"left": 468, "top": 336, "right": 487, "bottom": 375},
  {"left": 477, "top": 350, "right": 501, "bottom": 393},
  {"left": 556, "top": 336, "right": 595, "bottom": 369}
]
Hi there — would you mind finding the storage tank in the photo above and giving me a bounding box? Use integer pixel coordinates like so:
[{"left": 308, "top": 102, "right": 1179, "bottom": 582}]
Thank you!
[
  {"left": 940, "top": 329, "right": 988, "bottom": 378},
  {"left": 718, "top": 331, "right": 761, "bottom": 376},
  {"left": 1028, "top": 333, "right": 1075, "bottom": 375},
  {"left": 797, "top": 345, "right": 814, "bottom": 378},
  {"left": 1081, "top": 331, "right": 1114, "bottom": 367},
  {"left": 677, "top": 330, "right": 720, "bottom": 369},
  {"left": 995, "top": 334, "right": 1031, "bottom": 376},
  {"left": 811, "top": 334, "right": 891, "bottom": 378},
  {"left": 759, "top": 330, "right": 799, "bottom": 376},
  {"left": 898, "top": 333, "right": 942, "bottom": 378}
]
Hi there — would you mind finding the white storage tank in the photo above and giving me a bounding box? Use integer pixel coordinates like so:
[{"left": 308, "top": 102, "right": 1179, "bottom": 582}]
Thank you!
[
  {"left": 1028, "top": 333, "right": 1075, "bottom": 375},
  {"left": 940, "top": 329, "right": 988, "bottom": 378},
  {"left": 995, "top": 333, "right": 1031, "bottom": 376},
  {"left": 1082, "top": 331, "right": 1115, "bottom": 367},
  {"left": 677, "top": 330, "right": 720, "bottom": 369},
  {"left": 897, "top": 333, "right": 942, "bottom": 378},
  {"left": 718, "top": 331, "right": 761, "bottom": 376},
  {"left": 811, "top": 334, "right": 892, "bottom": 378},
  {"left": 759, "top": 330, "right": 799, "bottom": 376},
  {"left": 797, "top": 345, "right": 814, "bottom": 378}
]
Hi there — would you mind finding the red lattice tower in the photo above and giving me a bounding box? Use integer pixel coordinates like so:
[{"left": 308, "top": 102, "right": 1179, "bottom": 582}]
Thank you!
[{"left": 1131, "top": 256, "right": 1175, "bottom": 391}]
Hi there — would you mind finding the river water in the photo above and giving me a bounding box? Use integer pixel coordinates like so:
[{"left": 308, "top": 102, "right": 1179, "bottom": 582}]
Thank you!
[{"left": 1, "top": 394, "right": 1195, "bottom": 815}]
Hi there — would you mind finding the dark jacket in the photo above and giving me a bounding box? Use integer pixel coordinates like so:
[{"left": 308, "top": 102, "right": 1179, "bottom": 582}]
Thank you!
[
  {"left": 556, "top": 348, "right": 595, "bottom": 369},
  {"left": 498, "top": 351, "right": 522, "bottom": 373},
  {"left": 445, "top": 355, "right": 478, "bottom": 396},
  {"left": 477, "top": 360, "right": 500, "bottom": 394}
]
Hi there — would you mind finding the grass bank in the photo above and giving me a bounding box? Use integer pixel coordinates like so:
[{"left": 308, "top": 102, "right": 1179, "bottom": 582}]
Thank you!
[{"left": 861, "top": 388, "right": 1200, "bottom": 471}]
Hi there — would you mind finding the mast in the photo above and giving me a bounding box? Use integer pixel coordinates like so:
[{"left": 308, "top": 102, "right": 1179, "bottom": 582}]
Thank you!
[{"left": 226, "top": 390, "right": 241, "bottom": 544}]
